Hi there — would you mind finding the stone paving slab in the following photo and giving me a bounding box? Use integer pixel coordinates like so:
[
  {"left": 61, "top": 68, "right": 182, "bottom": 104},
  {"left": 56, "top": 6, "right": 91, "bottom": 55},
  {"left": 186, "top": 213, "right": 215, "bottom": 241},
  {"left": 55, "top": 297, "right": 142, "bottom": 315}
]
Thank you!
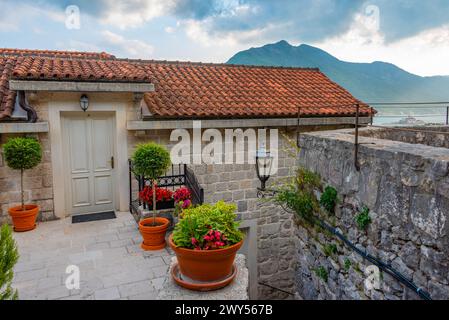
[
  {"left": 11, "top": 212, "right": 172, "bottom": 300},
  {"left": 158, "top": 255, "right": 248, "bottom": 300},
  {"left": 11, "top": 212, "right": 249, "bottom": 300}
]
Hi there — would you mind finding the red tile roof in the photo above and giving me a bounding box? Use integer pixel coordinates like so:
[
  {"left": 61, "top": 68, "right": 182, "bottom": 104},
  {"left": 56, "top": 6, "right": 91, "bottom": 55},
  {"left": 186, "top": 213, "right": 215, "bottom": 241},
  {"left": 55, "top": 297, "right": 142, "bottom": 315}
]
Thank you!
[
  {"left": 0, "top": 48, "right": 115, "bottom": 60},
  {"left": 0, "top": 48, "right": 374, "bottom": 121},
  {"left": 140, "top": 61, "right": 372, "bottom": 118},
  {"left": 11, "top": 56, "right": 151, "bottom": 82},
  {"left": 0, "top": 56, "right": 17, "bottom": 119}
]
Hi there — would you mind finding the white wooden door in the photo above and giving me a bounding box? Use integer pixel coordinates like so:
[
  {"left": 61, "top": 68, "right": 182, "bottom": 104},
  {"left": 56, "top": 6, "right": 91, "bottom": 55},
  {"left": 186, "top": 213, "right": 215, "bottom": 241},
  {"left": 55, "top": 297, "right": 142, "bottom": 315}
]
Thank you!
[{"left": 62, "top": 113, "right": 115, "bottom": 215}]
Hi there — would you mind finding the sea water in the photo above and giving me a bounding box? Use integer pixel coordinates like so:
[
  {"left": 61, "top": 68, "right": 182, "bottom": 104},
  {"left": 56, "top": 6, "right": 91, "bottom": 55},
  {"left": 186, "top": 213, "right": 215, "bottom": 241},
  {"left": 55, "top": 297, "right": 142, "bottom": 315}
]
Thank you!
[{"left": 372, "top": 106, "right": 447, "bottom": 125}]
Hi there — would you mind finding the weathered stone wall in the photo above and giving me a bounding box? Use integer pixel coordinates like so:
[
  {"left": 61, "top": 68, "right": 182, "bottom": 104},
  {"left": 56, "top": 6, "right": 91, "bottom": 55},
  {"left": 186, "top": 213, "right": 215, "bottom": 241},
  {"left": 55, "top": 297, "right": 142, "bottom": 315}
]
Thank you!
[
  {"left": 0, "top": 99, "right": 54, "bottom": 224},
  {"left": 295, "top": 129, "right": 449, "bottom": 300},
  {"left": 358, "top": 126, "right": 449, "bottom": 149}
]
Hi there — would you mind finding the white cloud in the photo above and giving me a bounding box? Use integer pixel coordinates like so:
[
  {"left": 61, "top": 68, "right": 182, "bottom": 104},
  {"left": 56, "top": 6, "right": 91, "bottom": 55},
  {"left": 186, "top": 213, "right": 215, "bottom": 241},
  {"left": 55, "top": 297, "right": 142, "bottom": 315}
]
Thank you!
[
  {"left": 315, "top": 19, "right": 449, "bottom": 76},
  {"left": 101, "top": 30, "right": 154, "bottom": 58},
  {"left": 183, "top": 18, "right": 285, "bottom": 47},
  {"left": 98, "top": 0, "right": 175, "bottom": 29},
  {"left": 0, "top": 2, "right": 65, "bottom": 32},
  {"left": 164, "top": 26, "right": 176, "bottom": 34}
]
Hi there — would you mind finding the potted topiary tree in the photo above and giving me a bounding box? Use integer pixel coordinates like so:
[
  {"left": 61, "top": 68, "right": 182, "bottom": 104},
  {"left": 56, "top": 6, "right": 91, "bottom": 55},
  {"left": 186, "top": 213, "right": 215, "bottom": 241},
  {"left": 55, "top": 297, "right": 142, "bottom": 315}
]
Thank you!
[
  {"left": 169, "top": 201, "right": 244, "bottom": 291},
  {"left": 3, "top": 137, "right": 42, "bottom": 232},
  {"left": 132, "top": 142, "right": 171, "bottom": 250}
]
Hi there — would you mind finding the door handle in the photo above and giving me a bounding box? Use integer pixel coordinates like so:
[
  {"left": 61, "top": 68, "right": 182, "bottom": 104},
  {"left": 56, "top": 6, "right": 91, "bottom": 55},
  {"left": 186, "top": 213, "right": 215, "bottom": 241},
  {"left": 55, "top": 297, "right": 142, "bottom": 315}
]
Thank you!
[{"left": 110, "top": 156, "right": 114, "bottom": 169}]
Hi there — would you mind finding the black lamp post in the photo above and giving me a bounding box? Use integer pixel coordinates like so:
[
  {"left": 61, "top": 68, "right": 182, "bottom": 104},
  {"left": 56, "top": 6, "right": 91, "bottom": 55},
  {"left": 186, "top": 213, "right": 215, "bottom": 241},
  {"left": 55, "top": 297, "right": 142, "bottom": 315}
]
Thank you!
[
  {"left": 80, "top": 94, "right": 89, "bottom": 112},
  {"left": 255, "top": 145, "right": 273, "bottom": 192}
]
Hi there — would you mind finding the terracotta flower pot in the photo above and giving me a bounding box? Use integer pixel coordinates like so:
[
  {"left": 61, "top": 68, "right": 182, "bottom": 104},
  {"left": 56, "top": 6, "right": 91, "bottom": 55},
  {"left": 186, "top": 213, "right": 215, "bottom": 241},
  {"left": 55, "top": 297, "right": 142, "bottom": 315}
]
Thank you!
[
  {"left": 8, "top": 204, "right": 39, "bottom": 232},
  {"left": 168, "top": 234, "right": 243, "bottom": 283},
  {"left": 138, "top": 217, "right": 170, "bottom": 250}
]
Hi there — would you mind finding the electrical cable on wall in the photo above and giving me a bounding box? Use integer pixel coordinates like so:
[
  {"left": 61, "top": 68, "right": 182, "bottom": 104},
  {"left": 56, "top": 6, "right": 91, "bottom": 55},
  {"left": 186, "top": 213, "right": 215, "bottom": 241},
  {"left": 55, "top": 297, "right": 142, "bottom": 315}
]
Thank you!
[{"left": 277, "top": 203, "right": 432, "bottom": 300}]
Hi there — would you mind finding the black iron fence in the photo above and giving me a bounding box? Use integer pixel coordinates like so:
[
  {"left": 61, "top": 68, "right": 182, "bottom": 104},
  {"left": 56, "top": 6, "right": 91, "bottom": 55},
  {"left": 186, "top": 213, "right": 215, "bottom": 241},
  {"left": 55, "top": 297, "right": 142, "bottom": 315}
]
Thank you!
[{"left": 128, "top": 160, "right": 204, "bottom": 216}]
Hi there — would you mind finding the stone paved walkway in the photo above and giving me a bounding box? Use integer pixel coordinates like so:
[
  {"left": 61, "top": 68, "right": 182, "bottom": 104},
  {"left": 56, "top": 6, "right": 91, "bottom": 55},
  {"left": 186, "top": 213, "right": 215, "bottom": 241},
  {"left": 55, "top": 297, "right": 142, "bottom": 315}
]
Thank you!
[{"left": 11, "top": 212, "right": 173, "bottom": 300}]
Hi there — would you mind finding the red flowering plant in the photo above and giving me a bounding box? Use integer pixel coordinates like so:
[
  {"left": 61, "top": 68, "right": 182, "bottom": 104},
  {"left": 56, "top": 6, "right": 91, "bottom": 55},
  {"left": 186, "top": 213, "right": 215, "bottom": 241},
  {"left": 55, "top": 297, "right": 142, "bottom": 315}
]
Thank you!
[
  {"left": 139, "top": 185, "right": 173, "bottom": 207},
  {"left": 173, "top": 187, "right": 192, "bottom": 217},
  {"left": 191, "top": 229, "right": 227, "bottom": 250},
  {"left": 172, "top": 201, "right": 244, "bottom": 250},
  {"left": 174, "top": 187, "right": 191, "bottom": 203}
]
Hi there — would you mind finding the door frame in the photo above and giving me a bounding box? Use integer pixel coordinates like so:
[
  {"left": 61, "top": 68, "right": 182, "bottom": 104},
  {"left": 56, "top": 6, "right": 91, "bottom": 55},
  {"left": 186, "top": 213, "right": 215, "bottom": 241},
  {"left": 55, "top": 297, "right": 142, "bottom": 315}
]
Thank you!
[
  {"left": 48, "top": 94, "right": 129, "bottom": 218},
  {"left": 61, "top": 111, "right": 116, "bottom": 216}
]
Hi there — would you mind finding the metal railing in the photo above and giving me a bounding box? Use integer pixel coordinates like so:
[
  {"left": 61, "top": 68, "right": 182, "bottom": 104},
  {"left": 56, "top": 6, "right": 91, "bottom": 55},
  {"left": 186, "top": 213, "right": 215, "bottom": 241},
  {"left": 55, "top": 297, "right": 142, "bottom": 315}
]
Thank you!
[
  {"left": 128, "top": 160, "right": 204, "bottom": 215},
  {"left": 295, "top": 102, "right": 449, "bottom": 171}
]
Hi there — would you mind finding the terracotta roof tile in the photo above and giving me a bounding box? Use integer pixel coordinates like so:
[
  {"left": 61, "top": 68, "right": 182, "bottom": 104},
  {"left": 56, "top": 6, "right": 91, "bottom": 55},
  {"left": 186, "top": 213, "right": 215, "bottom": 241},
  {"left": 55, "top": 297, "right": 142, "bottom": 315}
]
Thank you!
[
  {"left": 11, "top": 56, "right": 151, "bottom": 82},
  {"left": 0, "top": 56, "right": 17, "bottom": 120},
  {"left": 0, "top": 48, "right": 375, "bottom": 121},
  {"left": 140, "top": 61, "right": 373, "bottom": 118},
  {"left": 0, "top": 48, "right": 115, "bottom": 60}
]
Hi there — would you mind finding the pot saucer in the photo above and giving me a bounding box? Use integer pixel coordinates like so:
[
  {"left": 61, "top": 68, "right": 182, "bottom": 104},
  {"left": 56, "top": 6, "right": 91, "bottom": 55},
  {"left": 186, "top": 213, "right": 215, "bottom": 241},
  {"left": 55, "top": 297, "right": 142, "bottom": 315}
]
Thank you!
[
  {"left": 171, "top": 262, "right": 237, "bottom": 292},
  {"left": 141, "top": 241, "right": 166, "bottom": 250},
  {"left": 14, "top": 224, "right": 36, "bottom": 232}
]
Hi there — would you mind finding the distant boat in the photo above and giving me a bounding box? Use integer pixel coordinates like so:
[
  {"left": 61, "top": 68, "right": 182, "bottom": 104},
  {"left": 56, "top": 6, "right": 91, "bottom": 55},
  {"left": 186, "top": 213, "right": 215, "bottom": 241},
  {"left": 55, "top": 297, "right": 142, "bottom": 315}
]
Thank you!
[{"left": 397, "top": 116, "right": 425, "bottom": 125}]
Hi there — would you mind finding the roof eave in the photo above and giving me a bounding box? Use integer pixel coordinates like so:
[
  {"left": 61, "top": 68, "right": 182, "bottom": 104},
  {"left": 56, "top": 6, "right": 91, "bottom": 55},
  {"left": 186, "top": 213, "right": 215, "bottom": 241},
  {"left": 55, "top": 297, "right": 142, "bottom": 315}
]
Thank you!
[{"left": 9, "top": 80, "right": 155, "bottom": 93}]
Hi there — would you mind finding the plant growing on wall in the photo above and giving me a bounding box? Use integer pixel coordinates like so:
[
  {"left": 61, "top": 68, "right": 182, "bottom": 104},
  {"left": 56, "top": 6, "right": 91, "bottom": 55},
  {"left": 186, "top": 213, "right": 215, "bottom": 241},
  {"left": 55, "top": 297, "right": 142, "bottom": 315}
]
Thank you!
[
  {"left": 355, "top": 206, "right": 371, "bottom": 230},
  {"left": 132, "top": 142, "right": 171, "bottom": 226},
  {"left": 273, "top": 167, "right": 321, "bottom": 224},
  {"left": 313, "top": 266, "right": 328, "bottom": 282},
  {"left": 344, "top": 258, "right": 351, "bottom": 272},
  {"left": 3, "top": 137, "right": 42, "bottom": 210},
  {"left": 323, "top": 243, "right": 338, "bottom": 257},
  {"left": 320, "top": 186, "right": 338, "bottom": 214},
  {"left": 0, "top": 224, "right": 19, "bottom": 300}
]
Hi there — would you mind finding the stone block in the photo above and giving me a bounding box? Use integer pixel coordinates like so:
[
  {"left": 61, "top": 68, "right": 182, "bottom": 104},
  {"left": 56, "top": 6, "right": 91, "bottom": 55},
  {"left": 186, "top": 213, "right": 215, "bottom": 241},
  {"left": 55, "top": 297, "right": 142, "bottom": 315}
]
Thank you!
[
  {"left": 237, "top": 200, "right": 247, "bottom": 212},
  {"left": 31, "top": 187, "right": 53, "bottom": 200}
]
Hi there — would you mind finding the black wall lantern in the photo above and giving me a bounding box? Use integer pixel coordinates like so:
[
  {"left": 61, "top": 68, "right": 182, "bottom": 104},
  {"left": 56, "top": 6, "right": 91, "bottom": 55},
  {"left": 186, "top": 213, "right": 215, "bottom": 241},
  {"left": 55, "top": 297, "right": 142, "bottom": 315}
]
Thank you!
[
  {"left": 255, "top": 144, "right": 273, "bottom": 192},
  {"left": 80, "top": 94, "right": 89, "bottom": 112}
]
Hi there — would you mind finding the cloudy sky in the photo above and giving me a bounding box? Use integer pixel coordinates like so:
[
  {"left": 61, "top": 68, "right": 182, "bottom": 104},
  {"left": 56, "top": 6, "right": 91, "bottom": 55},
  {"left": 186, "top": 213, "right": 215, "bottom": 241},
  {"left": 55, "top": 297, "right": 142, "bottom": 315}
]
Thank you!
[{"left": 1, "top": 0, "right": 449, "bottom": 76}]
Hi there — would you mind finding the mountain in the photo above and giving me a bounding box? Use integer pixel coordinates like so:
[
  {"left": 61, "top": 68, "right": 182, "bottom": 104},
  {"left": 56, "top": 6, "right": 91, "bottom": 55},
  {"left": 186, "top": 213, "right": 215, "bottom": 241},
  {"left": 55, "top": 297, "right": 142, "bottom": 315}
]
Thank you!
[{"left": 227, "top": 40, "right": 449, "bottom": 103}]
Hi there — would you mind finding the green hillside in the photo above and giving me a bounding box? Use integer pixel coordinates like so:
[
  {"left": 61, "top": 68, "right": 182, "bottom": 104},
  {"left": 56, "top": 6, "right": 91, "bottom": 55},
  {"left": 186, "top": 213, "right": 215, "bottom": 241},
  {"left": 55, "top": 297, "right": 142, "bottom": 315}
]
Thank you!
[{"left": 227, "top": 40, "right": 449, "bottom": 103}]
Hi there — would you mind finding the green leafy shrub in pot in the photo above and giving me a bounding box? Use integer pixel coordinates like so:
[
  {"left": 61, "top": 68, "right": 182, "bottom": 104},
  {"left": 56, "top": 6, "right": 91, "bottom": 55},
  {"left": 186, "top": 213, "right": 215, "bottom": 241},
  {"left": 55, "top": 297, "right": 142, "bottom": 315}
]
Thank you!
[{"left": 172, "top": 201, "right": 244, "bottom": 250}]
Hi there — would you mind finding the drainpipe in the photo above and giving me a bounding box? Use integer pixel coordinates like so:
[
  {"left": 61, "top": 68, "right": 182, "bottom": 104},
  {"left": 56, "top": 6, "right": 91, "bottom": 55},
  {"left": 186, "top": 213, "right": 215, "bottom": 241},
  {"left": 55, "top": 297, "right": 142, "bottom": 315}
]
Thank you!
[{"left": 17, "top": 91, "right": 37, "bottom": 123}]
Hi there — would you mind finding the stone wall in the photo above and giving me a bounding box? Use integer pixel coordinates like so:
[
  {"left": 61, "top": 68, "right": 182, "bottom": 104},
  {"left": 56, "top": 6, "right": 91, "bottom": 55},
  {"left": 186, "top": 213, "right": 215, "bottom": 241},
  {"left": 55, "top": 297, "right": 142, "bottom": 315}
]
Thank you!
[
  {"left": 358, "top": 126, "right": 449, "bottom": 149},
  {"left": 295, "top": 129, "right": 449, "bottom": 300}
]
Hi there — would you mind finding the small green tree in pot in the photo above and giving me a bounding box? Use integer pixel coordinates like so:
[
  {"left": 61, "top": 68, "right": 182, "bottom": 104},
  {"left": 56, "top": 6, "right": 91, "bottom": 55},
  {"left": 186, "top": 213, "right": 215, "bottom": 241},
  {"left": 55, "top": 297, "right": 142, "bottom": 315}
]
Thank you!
[
  {"left": 3, "top": 137, "right": 42, "bottom": 232},
  {"left": 132, "top": 142, "right": 171, "bottom": 250},
  {"left": 0, "top": 224, "right": 19, "bottom": 300}
]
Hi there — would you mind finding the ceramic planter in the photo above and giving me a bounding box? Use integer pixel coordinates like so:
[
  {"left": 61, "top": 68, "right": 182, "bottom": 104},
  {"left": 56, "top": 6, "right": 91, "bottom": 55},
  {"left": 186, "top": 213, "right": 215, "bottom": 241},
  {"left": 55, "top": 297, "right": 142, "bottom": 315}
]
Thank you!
[
  {"left": 8, "top": 204, "right": 39, "bottom": 232},
  {"left": 169, "top": 234, "right": 243, "bottom": 290},
  {"left": 138, "top": 217, "right": 170, "bottom": 250}
]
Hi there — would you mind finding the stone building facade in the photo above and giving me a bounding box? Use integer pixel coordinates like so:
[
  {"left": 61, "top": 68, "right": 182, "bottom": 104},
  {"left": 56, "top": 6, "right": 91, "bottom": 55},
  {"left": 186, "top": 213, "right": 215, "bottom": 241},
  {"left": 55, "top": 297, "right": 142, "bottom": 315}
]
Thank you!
[
  {"left": 1, "top": 49, "right": 376, "bottom": 300},
  {"left": 295, "top": 128, "right": 449, "bottom": 300}
]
